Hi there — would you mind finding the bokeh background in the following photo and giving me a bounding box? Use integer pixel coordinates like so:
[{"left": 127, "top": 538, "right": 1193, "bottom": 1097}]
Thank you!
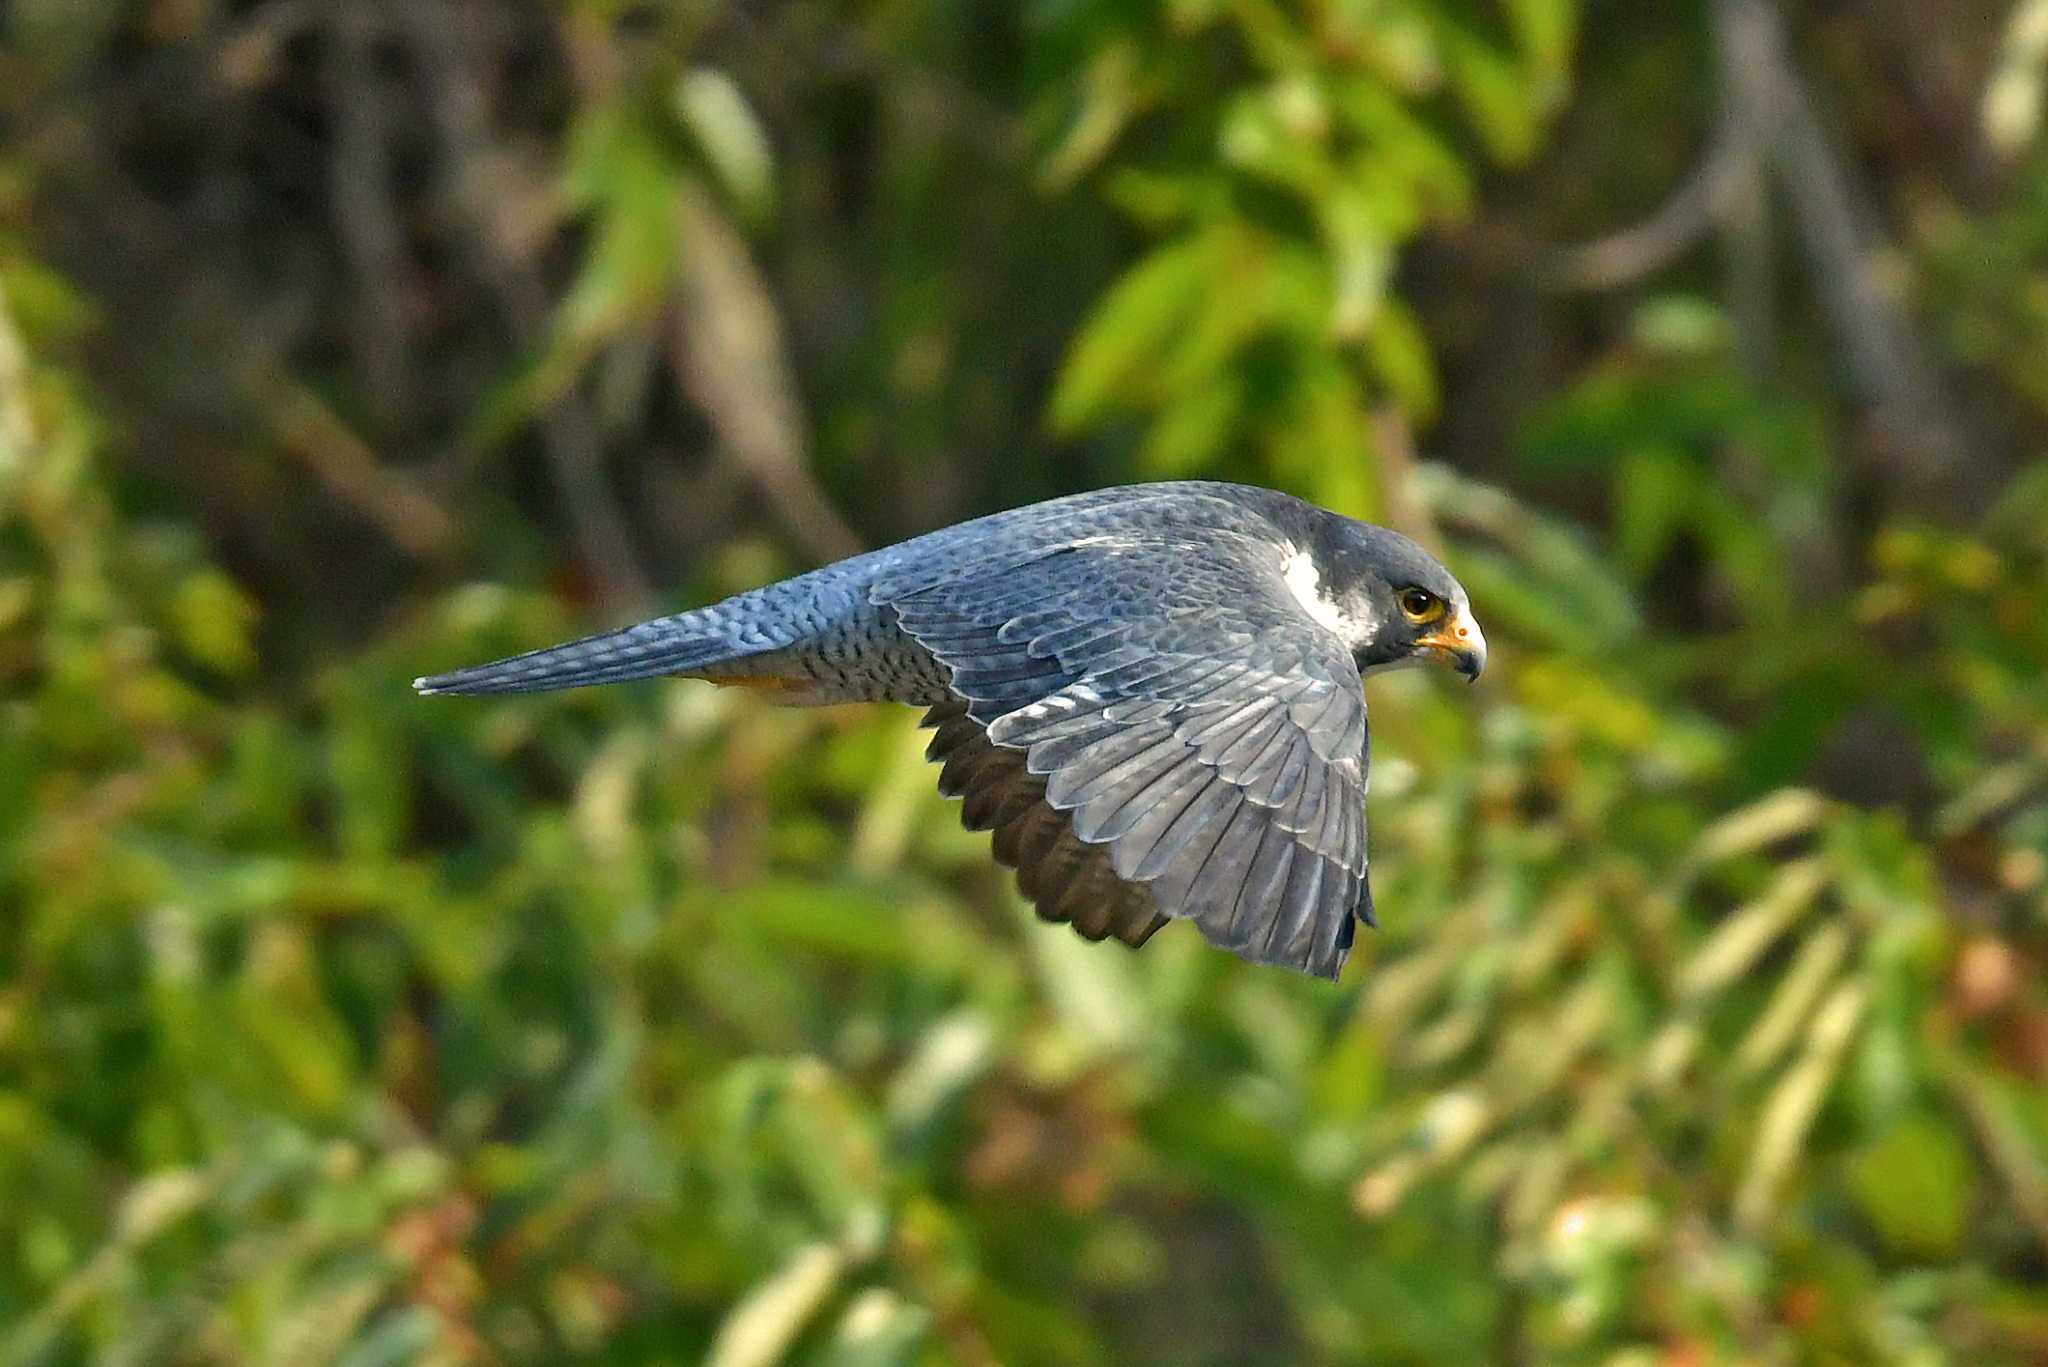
[{"left": 7, "top": 1, "right": 2048, "bottom": 1362}]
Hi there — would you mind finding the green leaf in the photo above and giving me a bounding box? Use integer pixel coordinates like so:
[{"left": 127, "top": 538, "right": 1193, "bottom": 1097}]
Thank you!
[
  {"left": 1366, "top": 298, "right": 1437, "bottom": 419},
  {"left": 1847, "top": 1112, "right": 1977, "bottom": 1258},
  {"left": 1441, "top": 29, "right": 1541, "bottom": 165},
  {"left": 1330, "top": 79, "right": 1473, "bottom": 217},
  {"left": 1630, "top": 295, "right": 1733, "bottom": 359},
  {"left": 1505, "top": 0, "right": 1579, "bottom": 78},
  {"left": 329, "top": 683, "right": 412, "bottom": 861},
  {"left": 1322, "top": 188, "right": 1394, "bottom": 340},
  {"left": 706, "top": 1242, "right": 846, "bottom": 1367},
  {"left": 1049, "top": 233, "right": 1217, "bottom": 432},
  {"left": 1040, "top": 41, "right": 1141, "bottom": 191},
  {"left": 823, "top": 1289, "right": 933, "bottom": 1367},
  {"left": 1266, "top": 358, "right": 1378, "bottom": 519},
  {"left": 1139, "top": 372, "right": 1242, "bottom": 474},
  {"left": 169, "top": 569, "right": 259, "bottom": 678},
  {"left": 1612, "top": 445, "right": 1697, "bottom": 576},
  {"left": 675, "top": 69, "right": 776, "bottom": 224}
]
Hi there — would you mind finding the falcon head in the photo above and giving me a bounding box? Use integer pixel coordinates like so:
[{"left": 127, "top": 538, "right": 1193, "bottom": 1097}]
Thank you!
[{"left": 1294, "top": 518, "right": 1486, "bottom": 682}]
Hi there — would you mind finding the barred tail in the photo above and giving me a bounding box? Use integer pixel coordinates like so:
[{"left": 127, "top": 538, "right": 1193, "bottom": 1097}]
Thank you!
[{"left": 413, "top": 616, "right": 746, "bottom": 696}]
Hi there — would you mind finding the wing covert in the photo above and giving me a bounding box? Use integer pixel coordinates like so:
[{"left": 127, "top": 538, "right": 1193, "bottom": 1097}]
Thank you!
[{"left": 880, "top": 534, "right": 1372, "bottom": 978}]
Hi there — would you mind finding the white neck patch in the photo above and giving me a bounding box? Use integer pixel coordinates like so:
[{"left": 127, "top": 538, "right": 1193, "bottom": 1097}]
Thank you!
[{"left": 1280, "top": 546, "right": 1348, "bottom": 636}]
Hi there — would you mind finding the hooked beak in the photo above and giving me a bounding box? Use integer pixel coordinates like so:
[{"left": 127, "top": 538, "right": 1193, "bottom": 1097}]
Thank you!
[{"left": 1415, "top": 606, "right": 1487, "bottom": 682}]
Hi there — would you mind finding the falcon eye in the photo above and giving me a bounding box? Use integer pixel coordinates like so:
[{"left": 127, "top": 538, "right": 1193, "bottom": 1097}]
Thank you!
[{"left": 1399, "top": 588, "right": 1443, "bottom": 622}]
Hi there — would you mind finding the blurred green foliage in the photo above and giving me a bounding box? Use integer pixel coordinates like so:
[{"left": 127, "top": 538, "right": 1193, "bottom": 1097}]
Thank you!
[{"left": 6, "top": 2, "right": 2048, "bottom": 1363}]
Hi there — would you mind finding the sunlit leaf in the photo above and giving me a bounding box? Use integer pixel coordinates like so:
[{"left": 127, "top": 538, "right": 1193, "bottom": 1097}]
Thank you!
[
  {"left": 1848, "top": 1111, "right": 1976, "bottom": 1258},
  {"left": 676, "top": 69, "right": 776, "bottom": 224},
  {"left": 1048, "top": 234, "right": 1217, "bottom": 433}
]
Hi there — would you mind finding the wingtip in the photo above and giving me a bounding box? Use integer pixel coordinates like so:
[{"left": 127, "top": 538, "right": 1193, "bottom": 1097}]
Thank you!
[{"left": 412, "top": 675, "right": 441, "bottom": 696}]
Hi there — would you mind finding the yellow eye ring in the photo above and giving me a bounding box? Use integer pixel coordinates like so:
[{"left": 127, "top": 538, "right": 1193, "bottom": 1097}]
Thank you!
[{"left": 1399, "top": 588, "right": 1444, "bottom": 623}]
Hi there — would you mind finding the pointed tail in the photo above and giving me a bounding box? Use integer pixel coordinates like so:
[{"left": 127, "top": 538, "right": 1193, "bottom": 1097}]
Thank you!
[{"left": 414, "top": 616, "right": 744, "bottom": 696}]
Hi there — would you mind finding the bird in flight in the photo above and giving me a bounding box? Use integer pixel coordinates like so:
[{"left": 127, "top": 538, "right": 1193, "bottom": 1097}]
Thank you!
[{"left": 416, "top": 482, "right": 1484, "bottom": 979}]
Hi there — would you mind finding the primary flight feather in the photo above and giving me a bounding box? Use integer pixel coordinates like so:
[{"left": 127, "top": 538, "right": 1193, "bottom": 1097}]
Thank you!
[{"left": 416, "top": 482, "right": 1485, "bottom": 979}]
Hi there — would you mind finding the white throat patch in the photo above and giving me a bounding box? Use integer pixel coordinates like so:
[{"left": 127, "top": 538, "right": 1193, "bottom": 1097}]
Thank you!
[{"left": 1280, "top": 546, "right": 1347, "bottom": 635}]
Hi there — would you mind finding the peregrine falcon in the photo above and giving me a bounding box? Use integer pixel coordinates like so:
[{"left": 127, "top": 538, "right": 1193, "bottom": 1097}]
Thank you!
[{"left": 416, "top": 482, "right": 1484, "bottom": 979}]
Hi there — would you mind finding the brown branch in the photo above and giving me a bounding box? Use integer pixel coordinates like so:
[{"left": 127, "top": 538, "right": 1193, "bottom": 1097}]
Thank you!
[
  {"left": 25, "top": 105, "right": 460, "bottom": 564},
  {"left": 1521, "top": 114, "right": 1764, "bottom": 293},
  {"left": 245, "top": 370, "right": 456, "bottom": 558},
  {"left": 1467, "top": 0, "right": 1988, "bottom": 507},
  {"left": 1717, "top": 0, "right": 1983, "bottom": 505},
  {"left": 324, "top": 1, "right": 421, "bottom": 426},
  {"left": 673, "top": 187, "right": 864, "bottom": 564},
  {"left": 1369, "top": 407, "right": 1445, "bottom": 558},
  {"left": 1712, "top": 0, "right": 1777, "bottom": 387},
  {"left": 406, "top": 0, "right": 655, "bottom": 613}
]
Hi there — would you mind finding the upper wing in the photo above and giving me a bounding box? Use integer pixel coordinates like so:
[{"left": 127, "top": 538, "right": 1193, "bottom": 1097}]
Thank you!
[{"left": 873, "top": 531, "right": 1371, "bottom": 978}]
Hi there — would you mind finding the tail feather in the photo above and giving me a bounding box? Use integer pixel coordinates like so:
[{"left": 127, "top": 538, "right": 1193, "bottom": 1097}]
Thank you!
[{"left": 414, "top": 617, "right": 743, "bottom": 696}]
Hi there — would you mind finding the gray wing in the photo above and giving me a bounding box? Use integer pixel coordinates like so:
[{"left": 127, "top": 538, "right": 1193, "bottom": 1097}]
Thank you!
[{"left": 875, "top": 531, "right": 1370, "bottom": 979}]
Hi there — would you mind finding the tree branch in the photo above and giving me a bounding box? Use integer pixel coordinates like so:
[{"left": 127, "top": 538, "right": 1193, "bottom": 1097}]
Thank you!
[
  {"left": 1718, "top": 0, "right": 1983, "bottom": 504},
  {"left": 672, "top": 187, "right": 863, "bottom": 564},
  {"left": 324, "top": 0, "right": 421, "bottom": 427},
  {"left": 245, "top": 370, "right": 457, "bottom": 558},
  {"left": 1521, "top": 112, "right": 1765, "bottom": 293},
  {"left": 408, "top": 0, "right": 655, "bottom": 613}
]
